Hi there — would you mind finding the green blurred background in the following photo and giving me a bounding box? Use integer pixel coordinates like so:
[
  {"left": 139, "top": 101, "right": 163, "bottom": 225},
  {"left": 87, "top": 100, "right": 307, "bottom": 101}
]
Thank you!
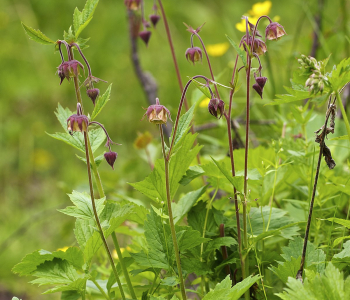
[{"left": 1, "top": 0, "right": 349, "bottom": 298}]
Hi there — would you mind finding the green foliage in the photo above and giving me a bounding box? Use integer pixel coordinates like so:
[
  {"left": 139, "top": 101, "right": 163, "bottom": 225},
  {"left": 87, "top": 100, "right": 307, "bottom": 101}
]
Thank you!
[
  {"left": 91, "top": 84, "right": 112, "bottom": 120},
  {"left": 73, "top": 0, "right": 100, "bottom": 38},
  {"left": 202, "top": 275, "right": 260, "bottom": 300},
  {"left": 21, "top": 23, "right": 55, "bottom": 45},
  {"left": 270, "top": 237, "right": 326, "bottom": 283},
  {"left": 276, "top": 263, "right": 350, "bottom": 300},
  {"left": 58, "top": 190, "right": 105, "bottom": 220},
  {"left": 332, "top": 241, "right": 350, "bottom": 271},
  {"left": 130, "top": 130, "right": 202, "bottom": 203},
  {"left": 328, "top": 58, "right": 350, "bottom": 91},
  {"left": 226, "top": 35, "right": 247, "bottom": 67},
  {"left": 47, "top": 104, "right": 106, "bottom": 153}
]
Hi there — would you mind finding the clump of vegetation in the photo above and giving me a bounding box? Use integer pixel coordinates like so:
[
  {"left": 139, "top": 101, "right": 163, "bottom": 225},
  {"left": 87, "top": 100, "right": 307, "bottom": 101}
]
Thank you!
[{"left": 10, "top": 0, "right": 350, "bottom": 299}]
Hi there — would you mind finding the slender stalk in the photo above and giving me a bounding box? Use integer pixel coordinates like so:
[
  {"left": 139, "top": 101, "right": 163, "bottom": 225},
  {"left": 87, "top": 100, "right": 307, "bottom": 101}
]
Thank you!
[
  {"left": 111, "top": 233, "right": 137, "bottom": 299},
  {"left": 157, "top": 0, "right": 188, "bottom": 111},
  {"left": 68, "top": 47, "right": 133, "bottom": 299},
  {"left": 84, "top": 132, "right": 126, "bottom": 300},
  {"left": 159, "top": 125, "right": 187, "bottom": 300},
  {"left": 296, "top": 98, "right": 335, "bottom": 281},
  {"left": 91, "top": 278, "right": 111, "bottom": 300},
  {"left": 219, "top": 224, "right": 233, "bottom": 283}
]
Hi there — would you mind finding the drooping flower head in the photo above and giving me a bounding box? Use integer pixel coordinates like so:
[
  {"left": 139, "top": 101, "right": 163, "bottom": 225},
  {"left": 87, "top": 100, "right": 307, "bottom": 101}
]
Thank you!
[
  {"left": 150, "top": 14, "right": 161, "bottom": 27},
  {"left": 185, "top": 47, "right": 202, "bottom": 65},
  {"left": 87, "top": 88, "right": 100, "bottom": 106},
  {"left": 142, "top": 98, "right": 172, "bottom": 125},
  {"left": 67, "top": 103, "right": 89, "bottom": 133},
  {"left": 243, "top": 36, "right": 267, "bottom": 56},
  {"left": 208, "top": 98, "right": 225, "bottom": 119},
  {"left": 139, "top": 30, "right": 152, "bottom": 46},
  {"left": 253, "top": 75, "right": 268, "bottom": 99},
  {"left": 57, "top": 60, "right": 84, "bottom": 85},
  {"left": 265, "top": 22, "right": 286, "bottom": 41},
  {"left": 104, "top": 151, "right": 118, "bottom": 170}
]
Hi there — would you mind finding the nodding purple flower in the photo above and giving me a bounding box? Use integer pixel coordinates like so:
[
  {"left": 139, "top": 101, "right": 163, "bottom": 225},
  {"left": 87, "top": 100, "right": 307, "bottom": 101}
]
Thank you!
[
  {"left": 67, "top": 114, "right": 89, "bottom": 133},
  {"left": 185, "top": 47, "right": 202, "bottom": 65},
  {"left": 104, "top": 151, "right": 118, "bottom": 170},
  {"left": 243, "top": 36, "right": 267, "bottom": 56},
  {"left": 142, "top": 98, "right": 172, "bottom": 125},
  {"left": 149, "top": 14, "right": 161, "bottom": 28},
  {"left": 57, "top": 60, "right": 84, "bottom": 85},
  {"left": 208, "top": 98, "right": 225, "bottom": 119},
  {"left": 87, "top": 88, "right": 100, "bottom": 106},
  {"left": 265, "top": 22, "right": 286, "bottom": 41},
  {"left": 124, "top": 0, "right": 141, "bottom": 10},
  {"left": 139, "top": 30, "right": 152, "bottom": 46},
  {"left": 253, "top": 76, "right": 267, "bottom": 99}
]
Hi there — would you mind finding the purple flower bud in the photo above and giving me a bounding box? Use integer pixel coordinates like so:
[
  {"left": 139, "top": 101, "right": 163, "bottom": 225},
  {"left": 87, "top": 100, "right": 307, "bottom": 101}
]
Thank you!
[
  {"left": 67, "top": 114, "right": 89, "bottom": 133},
  {"left": 149, "top": 14, "right": 161, "bottom": 27},
  {"left": 208, "top": 98, "right": 225, "bottom": 119},
  {"left": 252, "top": 83, "right": 263, "bottom": 99},
  {"left": 104, "top": 151, "right": 118, "bottom": 170},
  {"left": 57, "top": 60, "right": 84, "bottom": 84},
  {"left": 87, "top": 88, "right": 100, "bottom": 106},
  {"left": 139, "top": 30, "right": 152, "bottom": 46},
  {"left": 142, "top": 98, "right": 172, "bottom": 125},
  {"left": 255, "top": 76, "right": 267, "bottom": 88},
  {"left": 185, "top": 47, "right": 202, "bottom": 65},
  {"left": 265, "top": 22, "right": 286, "bottom": 41},
  {"left": 243, "top": 37, "right": 267, "bottom": 56}
]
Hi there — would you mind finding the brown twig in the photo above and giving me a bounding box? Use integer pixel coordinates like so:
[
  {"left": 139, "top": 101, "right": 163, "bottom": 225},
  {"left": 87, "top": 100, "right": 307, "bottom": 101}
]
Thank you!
[
  {"left": 296, "top": 96, "right": 336, "bottom": 281},
  {"left": 127, "top": 10, "right": 171, "bottom": 137}
]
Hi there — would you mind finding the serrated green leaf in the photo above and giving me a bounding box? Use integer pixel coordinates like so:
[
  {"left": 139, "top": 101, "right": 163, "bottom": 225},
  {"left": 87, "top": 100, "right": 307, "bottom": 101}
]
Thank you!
[
  {"left": 74, "top": 218, "right": 95, "bottom": 251},
  {"left": 270, "top": 256, "right": 301, "bottom": 283},
  {"left": 58, "top": 191, "right": 105, "bottom": 220},
  {"left": 203, "top": 237, "right": 237, "bottom": 256},
  {"left": 74, "top": 0, "right": 99, "bottom": 38},
  {"left": 265, "top": 86, "right": 311, "bottom": 106},
  {"left": 191, "top": 79, "right": 212, "bottom": 99},
  {"left": 61, "top": 290, "right": 80, "bottom": 300},
  {"left": 176, "top": 226, "right": 210, "bottom": 252},
  {"left": 130, "top": 132, "right": 202, "bottom": 203},
  {"left": 21, "top": 22, "right": 55, "bottom": 45},
  {"left": 76, "top": 153, "right": 104, "bottom": 167},
  {"left": 170, "top": 103, "right": 196, "bottom": 147},
  {"left": 179, "top": 165, "right": 205, "bottom": 186},
  {"left": 64, "top": 26, "right": 75, "bottom": 43},
  {"left": 228, "top": 275, "right": 261, "bottom": 300},
  {"left": 276, "top": 263, "right": 350, "bottom": 300},
  {"left": 211, "top": 157, "right": 244, "bottom": 193},
  {"left": 91, "top": 84, "right": 112, "bottom": 120},
  {"left": 329, "top": 135, "right": 349, "bottom": 141},
  {"left": 326, "top": 217, "right": 350, "bottom": 229},
  {"left": 182, "top": 258, "right": 212, "bottom": 276},
  {"left": 332, "top": 240, "right": 350, "bottom": 270},
  {"left": 172, "top": 185, "right": 207, "bottom": 224},
  {"left": 226, "top": 34, "right": 247, "bottom": 67},
  {"left": 48, "top": 104, "right": 106, "bottom": 153},
  {"left": 329, "top": 58, "right": 350, "bottom": 91}
]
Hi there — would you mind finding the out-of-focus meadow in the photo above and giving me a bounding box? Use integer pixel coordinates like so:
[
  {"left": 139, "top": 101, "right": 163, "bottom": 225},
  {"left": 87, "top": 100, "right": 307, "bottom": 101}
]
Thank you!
[{"left": 1, "top": 0, "right": 349, "bottom": 298}]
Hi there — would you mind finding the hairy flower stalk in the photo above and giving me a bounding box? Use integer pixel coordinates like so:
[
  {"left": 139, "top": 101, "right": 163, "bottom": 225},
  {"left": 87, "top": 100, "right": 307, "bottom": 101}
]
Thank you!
[
  {"left": 143, "top": 98, "right": 186, "bottom": 298},
  {"left": 66, "top": 44, "right": 136, "bottom": 299}
]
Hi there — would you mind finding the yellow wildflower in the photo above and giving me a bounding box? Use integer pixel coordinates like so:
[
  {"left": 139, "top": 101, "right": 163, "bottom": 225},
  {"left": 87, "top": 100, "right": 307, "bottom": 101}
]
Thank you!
[
  {"left": 57, "top": 246, "right": 69, "bottom": 252},
  {"left": 248, "top": 1, "right": 272, "bottom": 17},
  {"left": 235, "top": 16, "right": 259, "bottom": 33},
  {"left": 207, "top": 43, "right": 230, "bottom": 57},
  {"left": 199, "top": 97, "right": 210, "bottom": 108}
]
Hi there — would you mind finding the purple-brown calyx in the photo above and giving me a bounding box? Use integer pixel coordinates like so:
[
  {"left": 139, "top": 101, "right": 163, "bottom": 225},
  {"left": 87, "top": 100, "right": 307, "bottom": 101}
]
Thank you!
[
  {"left": 150, "top": 14, "right": 161, "bottom": 27},
  {"left": 253, "top": 76, "right": 267, "bottom": 99},
  {"left": 142, "top": 98, "right": 172, "bottom": 125},
  {"left": 139, "top": 30, "right": 152, "bottom": 46},
  {"left": 57, "top": 60, "right": 84, "bottom": 85},
  {"left": 243, "top": 36, "right": 267, "bottom": 56},
  {"left": 67, "top": 114, "right": 89, "bottom": 133},
  {"left": 87, "top": 88, "right": 100, "bottom": 106},
  {"left": 208, "top": 98, "right": 225, "bottom": 119},
  {"left": 104, "top": 151, "right": 118, "bottom": 170},
  {"left": 185, "top": 47, "right": 202, "bottom": 65},
  {"left": 124, "top": 0, "right": 141, "bottom": 10},
  {"left": 265, "top": 22, "right": 286, "bottom": 41}
]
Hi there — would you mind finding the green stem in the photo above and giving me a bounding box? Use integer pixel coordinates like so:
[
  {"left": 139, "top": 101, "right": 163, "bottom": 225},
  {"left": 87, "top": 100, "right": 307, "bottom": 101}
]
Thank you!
[
  {"left": 150, "top": 271, "right": 159, "bottom": 295},
  {"left": 266, "top": 156, "right": 278, "bottom": 232},
  {"left": 91, "top": 278, "right": 111, "bottom": 300},
  {"left": 160, "top": 125, "right": 187, "bottom": 300},
  {"left": 336, "top": 91, "right": 350, "bottom": 144},
  {"left": 84, "top": 133, "right": 126, "bottom": 300},
  {"left": 111, "top": 232, "right": 137, "bottom": 299}
]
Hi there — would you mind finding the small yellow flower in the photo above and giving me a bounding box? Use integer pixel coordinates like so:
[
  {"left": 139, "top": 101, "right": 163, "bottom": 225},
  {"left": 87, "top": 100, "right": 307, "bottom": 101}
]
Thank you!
[
  {"left": 199, "top": 97, "right": 210, "bottom": 108},
  {"left": 248, "top": 1, "right": 272, "bottom": 17},
  {"left": 235, "top": 17, "right": 259, "bottom": 33},
  {"left": 57, "top": 246, "right": 69, "bottom": 252},
  {"left": 134, "top": 131, "right": 153, "bottom": 149},
  {"left": 207, "top": 43, "right": 230, "bottom": 57}
]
